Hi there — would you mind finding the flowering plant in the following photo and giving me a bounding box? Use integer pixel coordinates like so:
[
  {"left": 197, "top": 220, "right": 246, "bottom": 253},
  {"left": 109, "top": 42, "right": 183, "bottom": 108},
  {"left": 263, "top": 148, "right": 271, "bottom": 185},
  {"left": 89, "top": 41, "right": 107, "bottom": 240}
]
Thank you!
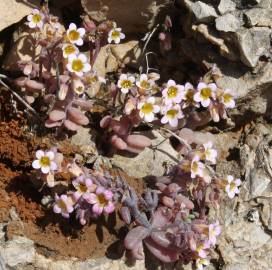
[{"left": 10, "top": 6, "right": 241, "bottom": 270}]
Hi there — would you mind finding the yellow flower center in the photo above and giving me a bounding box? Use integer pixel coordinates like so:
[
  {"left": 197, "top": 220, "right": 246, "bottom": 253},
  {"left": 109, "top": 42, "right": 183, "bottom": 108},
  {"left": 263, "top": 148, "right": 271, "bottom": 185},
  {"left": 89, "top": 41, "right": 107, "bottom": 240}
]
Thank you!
[
  {"left": 78, "top": 183, "right": 88, "bottom": 193},
  {"left": 75, "top": 86, "right": 84, "bottom": 94},
  {"left": 196, "top": 244, "right": 204, "bottom": 253},
  {"left": 68, "top": 30, "right": 80, "bottom": 41},
  {"left": 32, "top": 14, "right": 41, "bottom": 23},
  {"left": 200, "top": 88, "right": 212, "bottom": 100},
  {"left": 88, "top": 76, "right": 98, "bottom": 84},
  {"left": 223, "top": 93, "right": 232, "bottom": 103},
  {"left": 140, "top": 80, "right": 150, "bottom": 89},
  {"left": 192, "top": 161, "right": 198, "bottom": 173},
  {"left": 230, "top": 182, "right": 236, "bottom": 191},
  {"left": 97, "top": 194, "right": 107, "bottom": 206},
  {"left": 40, "top": 156, "right": 50, "bottom": 167},
  {"left": 58, "top": 200, "right": 69, "bottom": 212},
  {"left": 167, "top": 86, "right": 178, "bottom": 98},
  {"left": 121, "top": 80, "right": 132, "bottom": 89},
  {"left": 111, "top": 30, "right": 120, "bottom": 39},
  {"left": 72, "top": 59, "right": 84, "bottom": 72},
  {"left": 64, "top": 44, "right": 76, "bottom": 55},
  {"left": 141, "top": 103, "right": 154, "bottom": 114},
  {"left": 166, "top": 109, "right": 178, "bottom": 119}
]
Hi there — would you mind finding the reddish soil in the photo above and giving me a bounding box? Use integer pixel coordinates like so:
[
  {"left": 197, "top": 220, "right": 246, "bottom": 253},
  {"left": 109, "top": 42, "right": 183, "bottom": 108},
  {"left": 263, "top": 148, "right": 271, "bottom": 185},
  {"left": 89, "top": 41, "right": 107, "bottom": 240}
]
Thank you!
[{"left": 0, "top": 118, "right": 145, "bottom": 260}]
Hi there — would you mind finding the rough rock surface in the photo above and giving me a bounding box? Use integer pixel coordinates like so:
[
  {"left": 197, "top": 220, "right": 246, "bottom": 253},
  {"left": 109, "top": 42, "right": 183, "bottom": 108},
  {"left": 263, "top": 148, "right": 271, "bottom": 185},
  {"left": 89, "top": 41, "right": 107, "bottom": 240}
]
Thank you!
[
  {"left": 191, "top": 1, "right": 218, "bottom": 23},
  {"left": 81, "top": 0, "right": 171, "bottom": 34},
  {"left": 0, "top": 0, "right": 39, "bottom": 32},
  {"left": 110, "top": 130, "right": 179, "bottom": 178}
]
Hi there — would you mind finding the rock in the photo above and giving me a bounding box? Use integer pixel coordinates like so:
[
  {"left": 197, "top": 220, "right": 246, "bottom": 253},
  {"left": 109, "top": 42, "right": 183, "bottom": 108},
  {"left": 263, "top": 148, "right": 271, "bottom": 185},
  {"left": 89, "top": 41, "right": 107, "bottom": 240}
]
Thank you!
[
  {"left": 218, "top": 0, "right": 236, "bottom": 14},
  {"left": 219, "top": 220, "right": 272, "bottom": 269},
  {"left": 235, "top": 27, "right": 271, "bottom": 67},
  {"left": 110, "top": 130, "right": 179, "bottom": 178},
  {"left": 191, "top": 1, "right": 218, "bottom": 23},
  {"left": 215, "top": 14, "right": 241, "bottom": 32},
  {"left": 70, "top": 127, "right": 98, "bottom": 163},
  {"left": 81, "top": 0, "right": 171, "bottom": 34},
  {"left": 0, "top": 236, "right": 35, "bottom": 267},
  {"left": 0, "top": 0, "right": 39, "bottom": 32},
  {"left": 244, "top": 8, "right": 272, "bottom": 27},
  {"left": 93, "top": 41, "right": 141, "bottom": 76}
]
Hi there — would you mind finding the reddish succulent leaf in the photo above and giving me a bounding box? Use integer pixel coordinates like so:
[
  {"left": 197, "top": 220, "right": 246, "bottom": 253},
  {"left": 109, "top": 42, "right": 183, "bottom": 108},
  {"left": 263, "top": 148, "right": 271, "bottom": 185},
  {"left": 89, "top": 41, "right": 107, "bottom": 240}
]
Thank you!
[
  {"left": 73, "top": 99, "right": 93, "bottom": 110},
  {"left": 130, "top": 241, "right": 145, "bottom": 260},
  {"left": 25, "top": 79, "right": 45, "bottom": 91},
  {"left": 124, "top": 226, "right": 149, "bottom": 250},
  {"left": 126, "top": 134, "right": 152, "bottom": 149},
  {"left": 49, "top": 110, "right": 66, "bottom": 122},
  {"left": 150, "top": 231, "right": 172, "bottom": 248},
  {"left": 125, "top": 145, "right": 144, "bottom": 154},
  {"left": 100, "top": 115, "right": 112, "bottom": 128},
  {"left": 110, "top": 135, "right": 127, "bottom": 150},
  {"left": 120, "top": 206, "right": 131, "bottom": 224},
  {"left": 14, "top": 77, "right": 27, "bottom": 87},
  {"left": 64, "top": 119, "right": 80, "bottom": 131},
  {"left": 45, "top": 119, "right": 62, "bottom": 128},
  {"left": 144, "top": 237, "right": 179, "bottom": 263},
  {"left": 176, "top": 194, "right": 194, "bottom": 209},
  {"left": 67, "top": 107, "right": 89, "bottom": 126}
]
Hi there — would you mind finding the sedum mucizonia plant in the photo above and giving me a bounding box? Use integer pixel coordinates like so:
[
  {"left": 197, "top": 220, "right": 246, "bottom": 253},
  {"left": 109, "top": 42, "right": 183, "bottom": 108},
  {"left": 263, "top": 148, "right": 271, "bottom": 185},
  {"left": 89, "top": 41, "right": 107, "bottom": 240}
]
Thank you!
[{"left": 18, "top": 6, "right": 240, "bottom": 269}]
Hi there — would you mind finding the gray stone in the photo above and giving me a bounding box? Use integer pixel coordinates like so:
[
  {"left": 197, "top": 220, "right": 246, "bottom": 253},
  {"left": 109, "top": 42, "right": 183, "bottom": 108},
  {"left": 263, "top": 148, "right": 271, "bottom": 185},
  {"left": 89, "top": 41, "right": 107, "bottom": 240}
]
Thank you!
[
  {"left": 235, "top": 27, "right": 272, "bottom": 67},
  {"left": 191, "top": 1, "right": 218, "bottom": 23},
  {"left": 218, "top": 0, "right": 236, "bottom": 14},
  {"left": 244, "top": 8, "right": 272, "bottom": 27},
  {"left": 0, "top": 236, "right": 35, "bottom": 267},
  {"left": 215, "top": 14, "right": 241, "bottom": 32},
  {"left": 110, "top": 130, "right": 179, "bottom": 178},
  {"left": 81, "top": 0, "right": 171, "bottom": 34}
]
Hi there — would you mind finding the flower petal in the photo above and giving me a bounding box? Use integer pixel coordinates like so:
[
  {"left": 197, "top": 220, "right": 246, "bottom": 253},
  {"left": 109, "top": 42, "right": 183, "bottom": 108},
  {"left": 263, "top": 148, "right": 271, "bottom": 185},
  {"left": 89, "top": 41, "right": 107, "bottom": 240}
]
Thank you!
[
  {"left": 32, "top": 160, "right": 41, "bottom": 169},
  {"left": 41, "top": 166, "right": 50, "bottom": 174},
  {"left": 92, "top": 203, "right": 103, "bottom": 215},
  {"left": 36, "top": 150, "right": 45, "bottom": 159}
]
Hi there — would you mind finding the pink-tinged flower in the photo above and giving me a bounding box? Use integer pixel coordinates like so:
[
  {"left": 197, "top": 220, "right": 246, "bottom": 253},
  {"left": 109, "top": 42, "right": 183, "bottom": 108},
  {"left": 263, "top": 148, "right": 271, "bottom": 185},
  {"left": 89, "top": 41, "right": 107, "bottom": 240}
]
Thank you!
[
  {"left": 208, "top": 221, "right": 221, "bottom": 246},
  {"left": 193, "top": 241, "right": 210, "bottom": 258},
  {"left": 136, "top": 74, "right": 155, "bottom": 92},
  {"left": 194, "top": 82, "right": 216, "bottom": 107},
  {"left": 32, "top": 150, "right": 57, "bottom": 174},
  {"left": 161, "top": 104, "right": 184, "bottom": 127},
  {"left": 117, "top": 74, "right": 135, "bottom": 94},
  {"left": 27, "top": 9, "right": 44, "bottom": 29},
  {"left": 221, "top": 88, "right": 235, "bottom": 108},
  {"left": 203, "top": 141, "right": 217, "bottom": 164},
  {"left": 72, "top": 78, "right": 85, "bottom": 95},
  {"left": 66, "top": 54, "right": 91, "bottom": 77},
  {"left": 66, "top": 23, "right": 85, "bottom": 46},
  {"left": 53, "top": 194, "right": 74, "bottom": 218},
  {"left": 137, "top": 96, "right": 160, "bottom": 122},
  {"left": 182, "top": 82, "right": 199, "bottom": 108},
  {"left": 72, "top": 176, "right": 96, "bottom": 201},
  {"left": 224, "top": 175, "right": 241, "bottom": 199},
  {"left": 83, "top": 187, "right": 115, "bottom": 215},
  {"left": 191, "top": 155, "right": 205, "bottom": 179},
  {"left": 108, "top": 27, "right": 125, "bottom": 44},
  {"left": 162, "top": 79, "right": 184, "bottom": 105},
  {"left": 196, "top": 258, "right": 210, "bottom": 270},
  {"left": 62, "top": 43, "right": 79, "bottom": 59}
]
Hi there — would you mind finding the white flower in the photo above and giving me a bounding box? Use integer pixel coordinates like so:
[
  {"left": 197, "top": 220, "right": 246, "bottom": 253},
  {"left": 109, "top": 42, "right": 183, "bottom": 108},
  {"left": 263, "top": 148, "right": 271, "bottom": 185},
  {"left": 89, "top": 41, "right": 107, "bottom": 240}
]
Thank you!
[
  {"left": 27, "top": 9, "right": 44, "bottom": 29},
  {"left": 161, "top": 104, "right": 184, "bottom": 127},
  {"left": 162, "top": 79, "right": 185, "bottom": 105},
  {"left": 224, "top": 175, "right": 241, "bottom": 199},
  {"left": 137, "top": 97, "right": 160, "bottom": 122},
  {"left": 62, "top": 43, "right": 79, "bottom": 59},
  {"left": 203, "top": 141, "right": 217, "bottom": 164},
  {"left": 85, "top": 72, "right": 106, "bottom": 85},
  {"left": 136, "top": 74, "right": 154, "bottom": 91},
  {"left": 196, "top": 258, "right": 210, "bottom": 270},
  {"left": 194, "top": 82, "right": 216, "bottom": 107},
  {"left": 117, "top": 74, "right": 135, "bottom": 94},
  {"left": 191, "top": 155, "right": 205, "bottom": 179},
  {"left": 32, "top": 150, "right": 57, "bottom": 174},
  {"left": 182, "top": 82, "right": 198, "bottom": 108},
  {"left": 66, "top": 54, "right": 91, "bottom": 77},
  {"left": 66, "top": 23, "right": 85, "bottom": 46},
  {"left": 108, "top": 27, "right": 125, "bottom": 44},
  {"left": 72, "top": 79, "right": 85, "bottom": 95},
  {"left": 208, "top": 221, "right": 221, "bottom": 246},
  {"left": 221, "top": 88, "right": 235, "bottom": 108}
]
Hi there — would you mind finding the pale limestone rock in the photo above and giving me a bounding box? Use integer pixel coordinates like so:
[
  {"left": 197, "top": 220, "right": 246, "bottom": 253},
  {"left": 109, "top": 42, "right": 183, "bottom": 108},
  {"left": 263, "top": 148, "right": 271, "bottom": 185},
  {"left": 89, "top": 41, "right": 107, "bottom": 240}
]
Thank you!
[{"left": 0, "top": 0, "right": 39, "bottom": 32}]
